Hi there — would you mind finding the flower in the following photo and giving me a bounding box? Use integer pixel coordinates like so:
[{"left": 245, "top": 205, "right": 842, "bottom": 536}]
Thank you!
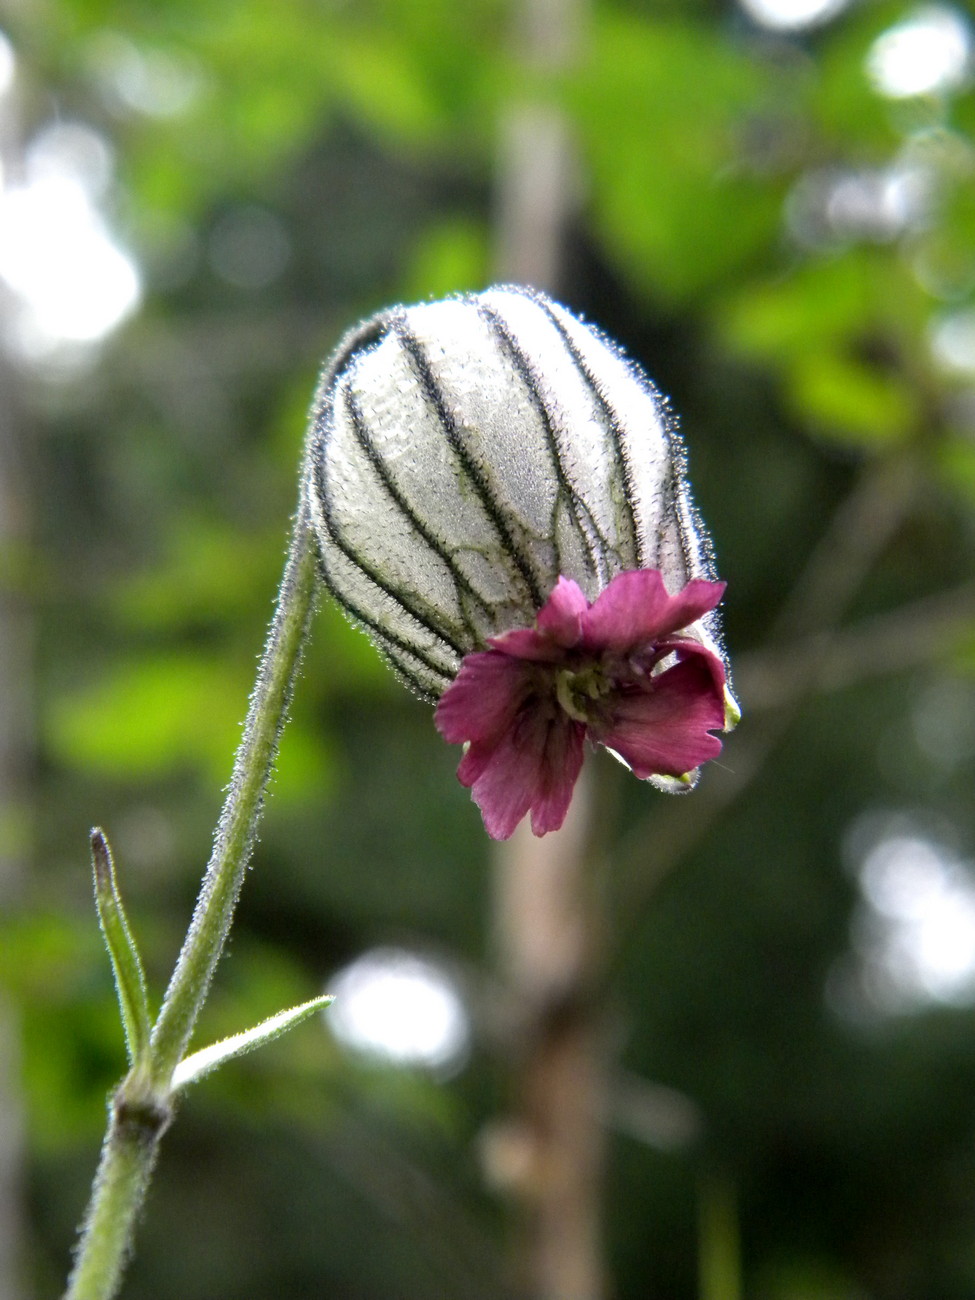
[
  {"left": 434, "top": 569, "right": 728, "bottom": 839},
  {"left": 304, "top": 285, "right": 738, "bottom": 836}
]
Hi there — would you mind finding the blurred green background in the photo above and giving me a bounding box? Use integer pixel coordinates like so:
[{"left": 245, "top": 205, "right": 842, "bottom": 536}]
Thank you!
[{"left": 2, "top": 0, "right": 975, "bottom": 1296}]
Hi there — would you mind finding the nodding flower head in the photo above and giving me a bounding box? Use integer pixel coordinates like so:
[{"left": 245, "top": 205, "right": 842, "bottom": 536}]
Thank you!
[{"left": 305, "top": 285, "right": 738, "bottom": 839}]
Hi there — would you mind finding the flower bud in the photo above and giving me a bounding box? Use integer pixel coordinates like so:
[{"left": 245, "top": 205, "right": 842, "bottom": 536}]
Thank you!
[
  {"left": 306, "top": 287, "right": 739, "bottom": 834},
  {"left": 305, "top": 284, "right": 733, "bottom": 712}
]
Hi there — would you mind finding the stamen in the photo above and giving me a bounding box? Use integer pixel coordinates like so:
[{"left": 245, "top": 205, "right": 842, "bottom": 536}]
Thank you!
[{"left": 555, "top": 664, "right": 610, "bottom": 723}]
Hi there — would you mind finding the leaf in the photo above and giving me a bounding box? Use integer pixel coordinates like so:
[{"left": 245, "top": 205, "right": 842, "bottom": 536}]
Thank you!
[
  {"left": 573, "top": 15, "right": 781, "bottom": 301},
  {"left": 90, "top": 830, "right": 152, "bottom": 1068},
  {"left": 48, "top": 652, "right": 248, "bottom": 781},
  {"left": 330, "top": 33, "right": 445, "bottom": 146},
  {"left": 112, "top": 516, "right": 279, "bottom": 632},
  {"left": 937, "top": 435, "right": 975, "bottom": 504},
  {"left": 787, "top": 350, "right": 918, "bottom": 446},
  {"left": 717, "top": 260, "right": 874, "bottom": 366},
  {"left": 403, "top": 217, "right": 489, "bottom": 301},
  {"left": 171, "top": 994, "right": 333, "bottom": 1091}
]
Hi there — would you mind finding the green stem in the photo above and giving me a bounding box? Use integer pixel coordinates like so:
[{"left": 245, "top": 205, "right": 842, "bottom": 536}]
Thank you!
[
  {"left": 64, "top": 1092, "right": 170, "bottom": 1300},
  {"left": 64, "top": 509, "right": 320, "bottom": 1300},
  {"left": 149, "top": 514, "right": 319, "bottom": 1084}
]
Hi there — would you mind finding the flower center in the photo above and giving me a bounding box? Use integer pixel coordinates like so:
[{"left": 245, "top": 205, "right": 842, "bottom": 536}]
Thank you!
[{"left": 554, "top": 663, "right": 612, "bottom": 724}]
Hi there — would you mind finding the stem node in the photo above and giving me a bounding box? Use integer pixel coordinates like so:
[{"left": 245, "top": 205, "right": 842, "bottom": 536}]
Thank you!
[{"left": 111, "top": 1088, "right": 172, "bottom": 1148}]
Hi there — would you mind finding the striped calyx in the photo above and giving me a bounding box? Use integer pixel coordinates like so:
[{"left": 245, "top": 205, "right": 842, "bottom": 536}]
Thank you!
[{"left": 305, "top": 285, "right": 734, "bottom": 731}]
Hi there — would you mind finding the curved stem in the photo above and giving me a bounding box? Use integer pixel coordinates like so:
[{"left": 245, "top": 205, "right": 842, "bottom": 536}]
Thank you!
[
  {"left": 149, "top": 513, "right": 319, "bottom": 1084},
  {"left": 64, "top": 509, "right": 320, "bottom": 1300}
]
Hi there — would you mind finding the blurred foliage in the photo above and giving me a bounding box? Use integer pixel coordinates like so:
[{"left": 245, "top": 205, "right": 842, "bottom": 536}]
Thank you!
[{"left": 2, "top": 0, "right": 975, "bottom": 1296}]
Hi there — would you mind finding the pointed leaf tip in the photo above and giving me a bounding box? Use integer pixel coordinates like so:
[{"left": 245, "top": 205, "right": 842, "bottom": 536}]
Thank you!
[
  {"left": 172, "top": 994, "right": 334, "bottom": 1091},
  {"left": 90, "top": 827, "right": 111, "bottom": 884},
  {"left": 90, "top": 828, "right": 152, "bottom": 1068}
]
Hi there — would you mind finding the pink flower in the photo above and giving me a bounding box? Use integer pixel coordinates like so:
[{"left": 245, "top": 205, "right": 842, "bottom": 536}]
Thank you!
[{"left": 435, "top": 570, "right": 729, "bottom": 840}]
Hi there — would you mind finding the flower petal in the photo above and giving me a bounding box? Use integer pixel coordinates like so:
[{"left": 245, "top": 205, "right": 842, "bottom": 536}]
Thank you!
[
  {"left": 535, "top": 576, "right": 587, "bottom": 645},
  {"left": 436, "top": 645, "right": 586, "bottom": 837},
  {"left": 530, "top": 719, "right": 586, "bottom": 836},
  {"left": 594, "top": 654, "right": 726, "bottom": 779},
  {"left": 434, "top": 651, "right": 530, "bottom": 745},
  {"left": 488, "top": 576, "right": 587, "bottom": 660},
  {"left": 488, "top": 627, "right": 566, "bottom": 662},
  {"left": 657, "top": 636, "right": 727, "bottom": 696},
  {"left": 583, "top": 570, "right": 726, "bottom": 654},
  {"left": 460, "top": 709, "right": 585, "bottom": 840}
]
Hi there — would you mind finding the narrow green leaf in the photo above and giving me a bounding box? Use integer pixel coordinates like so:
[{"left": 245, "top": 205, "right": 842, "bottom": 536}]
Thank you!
[
  {"left": 90, "top": 828, "right": 152, "bottom": 1068},
  {"left": 171, "top": 994, "right": 333, "bottom": 1091}
]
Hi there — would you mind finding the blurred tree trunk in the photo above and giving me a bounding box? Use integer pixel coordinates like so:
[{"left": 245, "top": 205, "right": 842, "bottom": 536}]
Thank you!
[
  {"left": 0, "top": 336, "right": 32, "bottom": 1300},
  {"left": 0, "top": 78, "right": 33, "bottom": 1300},
  {"left": 492, "top": 0, "right": 582, "bottom": 294},
  {"left": 488, "top": 3, "right": 607, "bottom": 1298},
  {"left": 488, "top": 777, "right": 608, "bottom": 1300}
]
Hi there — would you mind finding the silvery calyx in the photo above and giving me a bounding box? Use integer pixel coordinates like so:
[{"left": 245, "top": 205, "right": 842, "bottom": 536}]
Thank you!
[{"left": 305, "top": 285, "right": 737, "bottom": 838}]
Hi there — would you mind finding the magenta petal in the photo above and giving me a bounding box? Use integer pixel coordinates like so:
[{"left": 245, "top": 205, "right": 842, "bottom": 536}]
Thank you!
[
  {"left": 461, "top": 737, "right": 535, "bottom": 838},
  {"left": 488, "top": 626, "right": 566, "bottom": 662},
  {"left": 594, "top": 656, "right": 726, "bottom": 779},
  {"left": 488, "top": 577, "right": 585, "bottom": 660},
  {"left": 657, "top": 636, "right": 727, "bottom": 696},
  {"left": 535, "top": 576, "right": 587, "bottom": 646},
  {"left": 437, "top": 643, "right": 585, "bottom": 838},
  {"left": 435, "top": 650, "right": 530, "bottom": 745},
  {"left": 530, "top": 719, "right": 585, "bottom": 835},
  {"left": 583, "top": 570, "right": 726, "bottom": 654},
  {"left": 460, "top": 711, "right": 585, "bottom": 840},
  {"left": 438, "top": 569, "right": 731, "bottom": 836}
]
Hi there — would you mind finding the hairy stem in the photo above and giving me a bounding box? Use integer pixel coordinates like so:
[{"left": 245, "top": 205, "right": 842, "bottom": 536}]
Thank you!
[
  {"left": 64, "top": 509, "right": 320, "bottom": 1300},
  {"left": 149, "top": 515, "right": 319, "bottom": 1083},
  {"left": 64, "top": 1090, "right": 170, "bottom": 1300}
]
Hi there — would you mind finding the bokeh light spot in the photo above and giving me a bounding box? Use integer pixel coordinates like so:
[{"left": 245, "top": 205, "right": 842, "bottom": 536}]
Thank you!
[
  {"left": 0, "top": 121, "right": 140, "bottom": 359},
  {"left": 326, "top": 947, "right": 469, "bottom": 1074},
  {"left": 839, "top": 814, "right": 975, "bottom": 1015},
  {"left": 738, "top": 0, "right": 849, "bottom": 32},
  {"left": 0, "top": 29, "right": 16, "bottom": 97},
  {"left": 867, "top": 6, "right": 971, "bottom": 99}
]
